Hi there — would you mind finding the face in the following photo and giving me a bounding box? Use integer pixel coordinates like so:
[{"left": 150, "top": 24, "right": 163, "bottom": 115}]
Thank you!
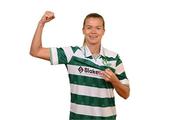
[{"left": 83, "top": 17, "right": 105, "bottom": 45}]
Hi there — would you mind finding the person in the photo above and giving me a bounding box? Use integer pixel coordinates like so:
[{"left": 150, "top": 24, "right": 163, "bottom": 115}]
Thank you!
[{"left": 30, "top": 11, "right": 130, "bottom": 120}]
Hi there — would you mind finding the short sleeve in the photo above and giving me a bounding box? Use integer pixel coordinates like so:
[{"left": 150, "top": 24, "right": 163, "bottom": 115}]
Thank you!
[
  {"left": 49, "top": 47, "right": 67, "bottom": 65},
  {"left": 115, "top": 54, "right": 129, "bottom": 85}
]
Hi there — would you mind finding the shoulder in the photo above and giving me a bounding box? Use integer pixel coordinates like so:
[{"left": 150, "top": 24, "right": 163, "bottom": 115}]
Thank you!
[
  {"left": 58, "top": 46, "right": 81, "bottom": 53},
  {"left": 70, "top": 46, "right": 81, "bottom": 53},
  {"left": 103, "top": 47, "right": 119, "bottom": 58},
  {"left": 103, "top": 47, "right": 123, "bottom": 67}
]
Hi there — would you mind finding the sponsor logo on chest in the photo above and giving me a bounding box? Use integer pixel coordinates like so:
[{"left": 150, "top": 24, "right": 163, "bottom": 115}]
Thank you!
[{"left": 78, "top": 66, "right": 103, "bottom": 76}]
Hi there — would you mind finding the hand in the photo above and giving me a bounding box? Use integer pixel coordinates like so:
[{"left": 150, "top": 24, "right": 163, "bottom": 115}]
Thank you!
[
  {"left": 101, "top": 69, "right": 118, "bottom": 82},
  {"left": 102, "top": 69, "right": 130, "bottom": 99},
  {"left": 39, "top": 11, "right": 55, "bottom": 24}
]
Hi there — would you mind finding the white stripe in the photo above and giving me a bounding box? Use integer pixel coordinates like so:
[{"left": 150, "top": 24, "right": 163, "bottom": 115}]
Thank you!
[
  {"left": 72, "top": 54, "right": 117, "bottom": 67},
  {"left": 67, "top": 64, "right": 103, "bottom": 79},
  {"left": 82, "top": 57, "right": 106, "bottom": 66},
  {"left": 50, "top": 47, "right": 58, "bottom": 65},
  {"left": 70, "top": 84, "right": 114, "bottom": 98},
  {"left": 74, "top": 48, "right": 84, "bottom": 58},
  {"left": 120, "top": 79, "right": 129, "bottom": 85},
  {"left": 115, "top": 63, "right": 125, "bottom": 74},
  {"left": 108, "top": 61, "right": 116, "bottom": 68},
  {"left": 71, "top": 103, "right": 116, "bottom": 117},
  {"left": 62, "top": 47, "right": 73, "bottom": 63},
  {"left": 103, "top": 48, "right": 117, "bottom": 58}
]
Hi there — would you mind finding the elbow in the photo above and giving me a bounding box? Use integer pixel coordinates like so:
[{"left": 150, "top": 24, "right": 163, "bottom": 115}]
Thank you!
[
  {"left": 29, "top": 49, "right": 38, "bottom": 57},
  {"left": 122, "top": 89, "right": 130, "bottom": 100},
  {"left": 29, "top": 50, "right": 34, "bottom": 56},
  {"left": 123, "top": 93, "right": 130, "bottom": 99},
  {"left": 29, "top": 46, "right": 41, "bottom": 57},
  {"left": 117, "top": 91, "right": 130, "bottom": 99},
  {"left": 29, "top": 50, "right": 35, "bottom": 57}
]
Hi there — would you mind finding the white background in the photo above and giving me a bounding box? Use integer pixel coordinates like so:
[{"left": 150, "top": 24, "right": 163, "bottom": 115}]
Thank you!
[{"left": 0, "top": 0, "right": 180, "bottom": 120}]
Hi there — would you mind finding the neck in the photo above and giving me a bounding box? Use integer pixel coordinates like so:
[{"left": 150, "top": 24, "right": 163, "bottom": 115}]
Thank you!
[{"left": 86, "top": 43, "right": 101, "bottom": 55}]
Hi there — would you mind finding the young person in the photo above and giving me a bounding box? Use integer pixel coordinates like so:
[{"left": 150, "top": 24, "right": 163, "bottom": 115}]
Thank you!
[{"left": 30, "top": 11, "right": 130, "bottom": 120}]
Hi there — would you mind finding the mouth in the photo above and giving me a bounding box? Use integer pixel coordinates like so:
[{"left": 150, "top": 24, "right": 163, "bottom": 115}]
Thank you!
[{"left": 89, "top": 35, "right": 98, "bottom": 39}]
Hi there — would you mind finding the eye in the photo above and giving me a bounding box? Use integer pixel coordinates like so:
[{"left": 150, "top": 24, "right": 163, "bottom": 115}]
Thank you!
[
  {"left": 96, "top": 27, "right": 102, "bottom": 30},
  {"left": 86, "top": 26, "right": 92, "bottom": 29},
  {"left": 87, "top": 27, "right": 91, "bottom": 29}
]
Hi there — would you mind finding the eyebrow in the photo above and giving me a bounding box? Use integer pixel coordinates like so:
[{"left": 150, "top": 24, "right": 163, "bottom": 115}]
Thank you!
[{"left": 85, "top": 25, "right": 103, "bottom": 28}]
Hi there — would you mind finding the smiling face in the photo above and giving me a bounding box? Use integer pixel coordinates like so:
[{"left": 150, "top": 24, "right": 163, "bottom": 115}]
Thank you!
[{"left": 83, "top": 17, "right": 105, "bottom": 46}]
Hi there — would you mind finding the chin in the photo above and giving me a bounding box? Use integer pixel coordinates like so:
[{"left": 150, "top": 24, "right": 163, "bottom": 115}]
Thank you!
[
  {"left": 87, "top": 39, "right": 101, "bottom": 44},
  {"left": 88, "top": 41, "right": 100, "bottom": 45}
]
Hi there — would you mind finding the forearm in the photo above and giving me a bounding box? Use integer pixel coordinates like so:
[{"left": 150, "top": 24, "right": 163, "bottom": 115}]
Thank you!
[
  {"left": 102, "top": 69, "right": 130, "bottom": 99},
  {"left": 30, "top": 21, "right": 45, "bottom": 56},
  {"left": 111, "top": 78, "right": 130, "bottom": 99}
]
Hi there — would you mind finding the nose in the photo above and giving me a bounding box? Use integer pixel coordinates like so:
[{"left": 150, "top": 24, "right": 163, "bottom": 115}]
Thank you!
[{"left": 90, "top": 28, "right": 97, "bottom": 34}]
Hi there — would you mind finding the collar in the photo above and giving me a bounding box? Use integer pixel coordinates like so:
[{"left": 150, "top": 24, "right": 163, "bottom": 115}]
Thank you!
[{"left": 81, "top": 44, "right": 105, "bottom": 58}]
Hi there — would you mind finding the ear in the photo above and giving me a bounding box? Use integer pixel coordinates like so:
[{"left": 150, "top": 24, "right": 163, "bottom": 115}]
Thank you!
[
  {"left": 82, "top": 28, "right": 85, "bottom": 35},
  {"left": 102, "top": 29, "right": 105, "bottom": 35}
]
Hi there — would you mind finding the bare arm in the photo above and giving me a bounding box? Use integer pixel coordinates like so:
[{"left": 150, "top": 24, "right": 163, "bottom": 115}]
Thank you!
[
  {"left": 30, "top": 11, "right": 55, "bottom": 60},
  {"left": 102, "top": 69, "right": 130, "bottom": 99}
]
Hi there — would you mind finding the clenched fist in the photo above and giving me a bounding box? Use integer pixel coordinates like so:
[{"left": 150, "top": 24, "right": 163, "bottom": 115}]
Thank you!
[{"left": 40, "top": 11, "right": 55, "bottom": 24}]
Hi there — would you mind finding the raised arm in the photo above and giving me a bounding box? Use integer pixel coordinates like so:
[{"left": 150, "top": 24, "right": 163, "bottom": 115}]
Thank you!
[{"left": 29, "top": 11, "right": 55, "bottom": 60}]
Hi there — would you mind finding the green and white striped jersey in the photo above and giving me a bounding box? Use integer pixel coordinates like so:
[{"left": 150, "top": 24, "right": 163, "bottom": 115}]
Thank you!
[{"left": 50, "top": 45, "right": 129, "bottom": 120}]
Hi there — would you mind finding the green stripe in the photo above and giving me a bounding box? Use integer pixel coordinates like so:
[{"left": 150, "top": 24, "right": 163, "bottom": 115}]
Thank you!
[
  {"left": 101, "top": 55, "right": 118, "bottom": 61},
  {"left": 70, "top": 112, "right": 116, "bottom": 120},
  {"left": 49, "top": 48, "right": 53, "bottom": 65},
  {"left": 117, "top": 72, "right": 127, "bottom": 80},
  {"left": 71, "top": 93, "right": 115, "bottom": 107},
  {"left": 68, "top": 56, "right": 115, "bottom": 72},
  {"left": 57, "top": 48, "right": 68, "bottom": 64},
  {"left": 115, "top": 55, "right": 122, "bottom": 67},
  {"left": 71, "top": 46, "right": 81, "bottom": 53},
  {"left": 69, "top": 74, "right": 113, "bottom": 89}
]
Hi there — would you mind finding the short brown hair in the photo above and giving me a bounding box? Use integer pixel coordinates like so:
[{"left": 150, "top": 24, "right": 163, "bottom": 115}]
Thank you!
[{"left": 83, "top": 13, "right": 105, "bottom": 30}]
